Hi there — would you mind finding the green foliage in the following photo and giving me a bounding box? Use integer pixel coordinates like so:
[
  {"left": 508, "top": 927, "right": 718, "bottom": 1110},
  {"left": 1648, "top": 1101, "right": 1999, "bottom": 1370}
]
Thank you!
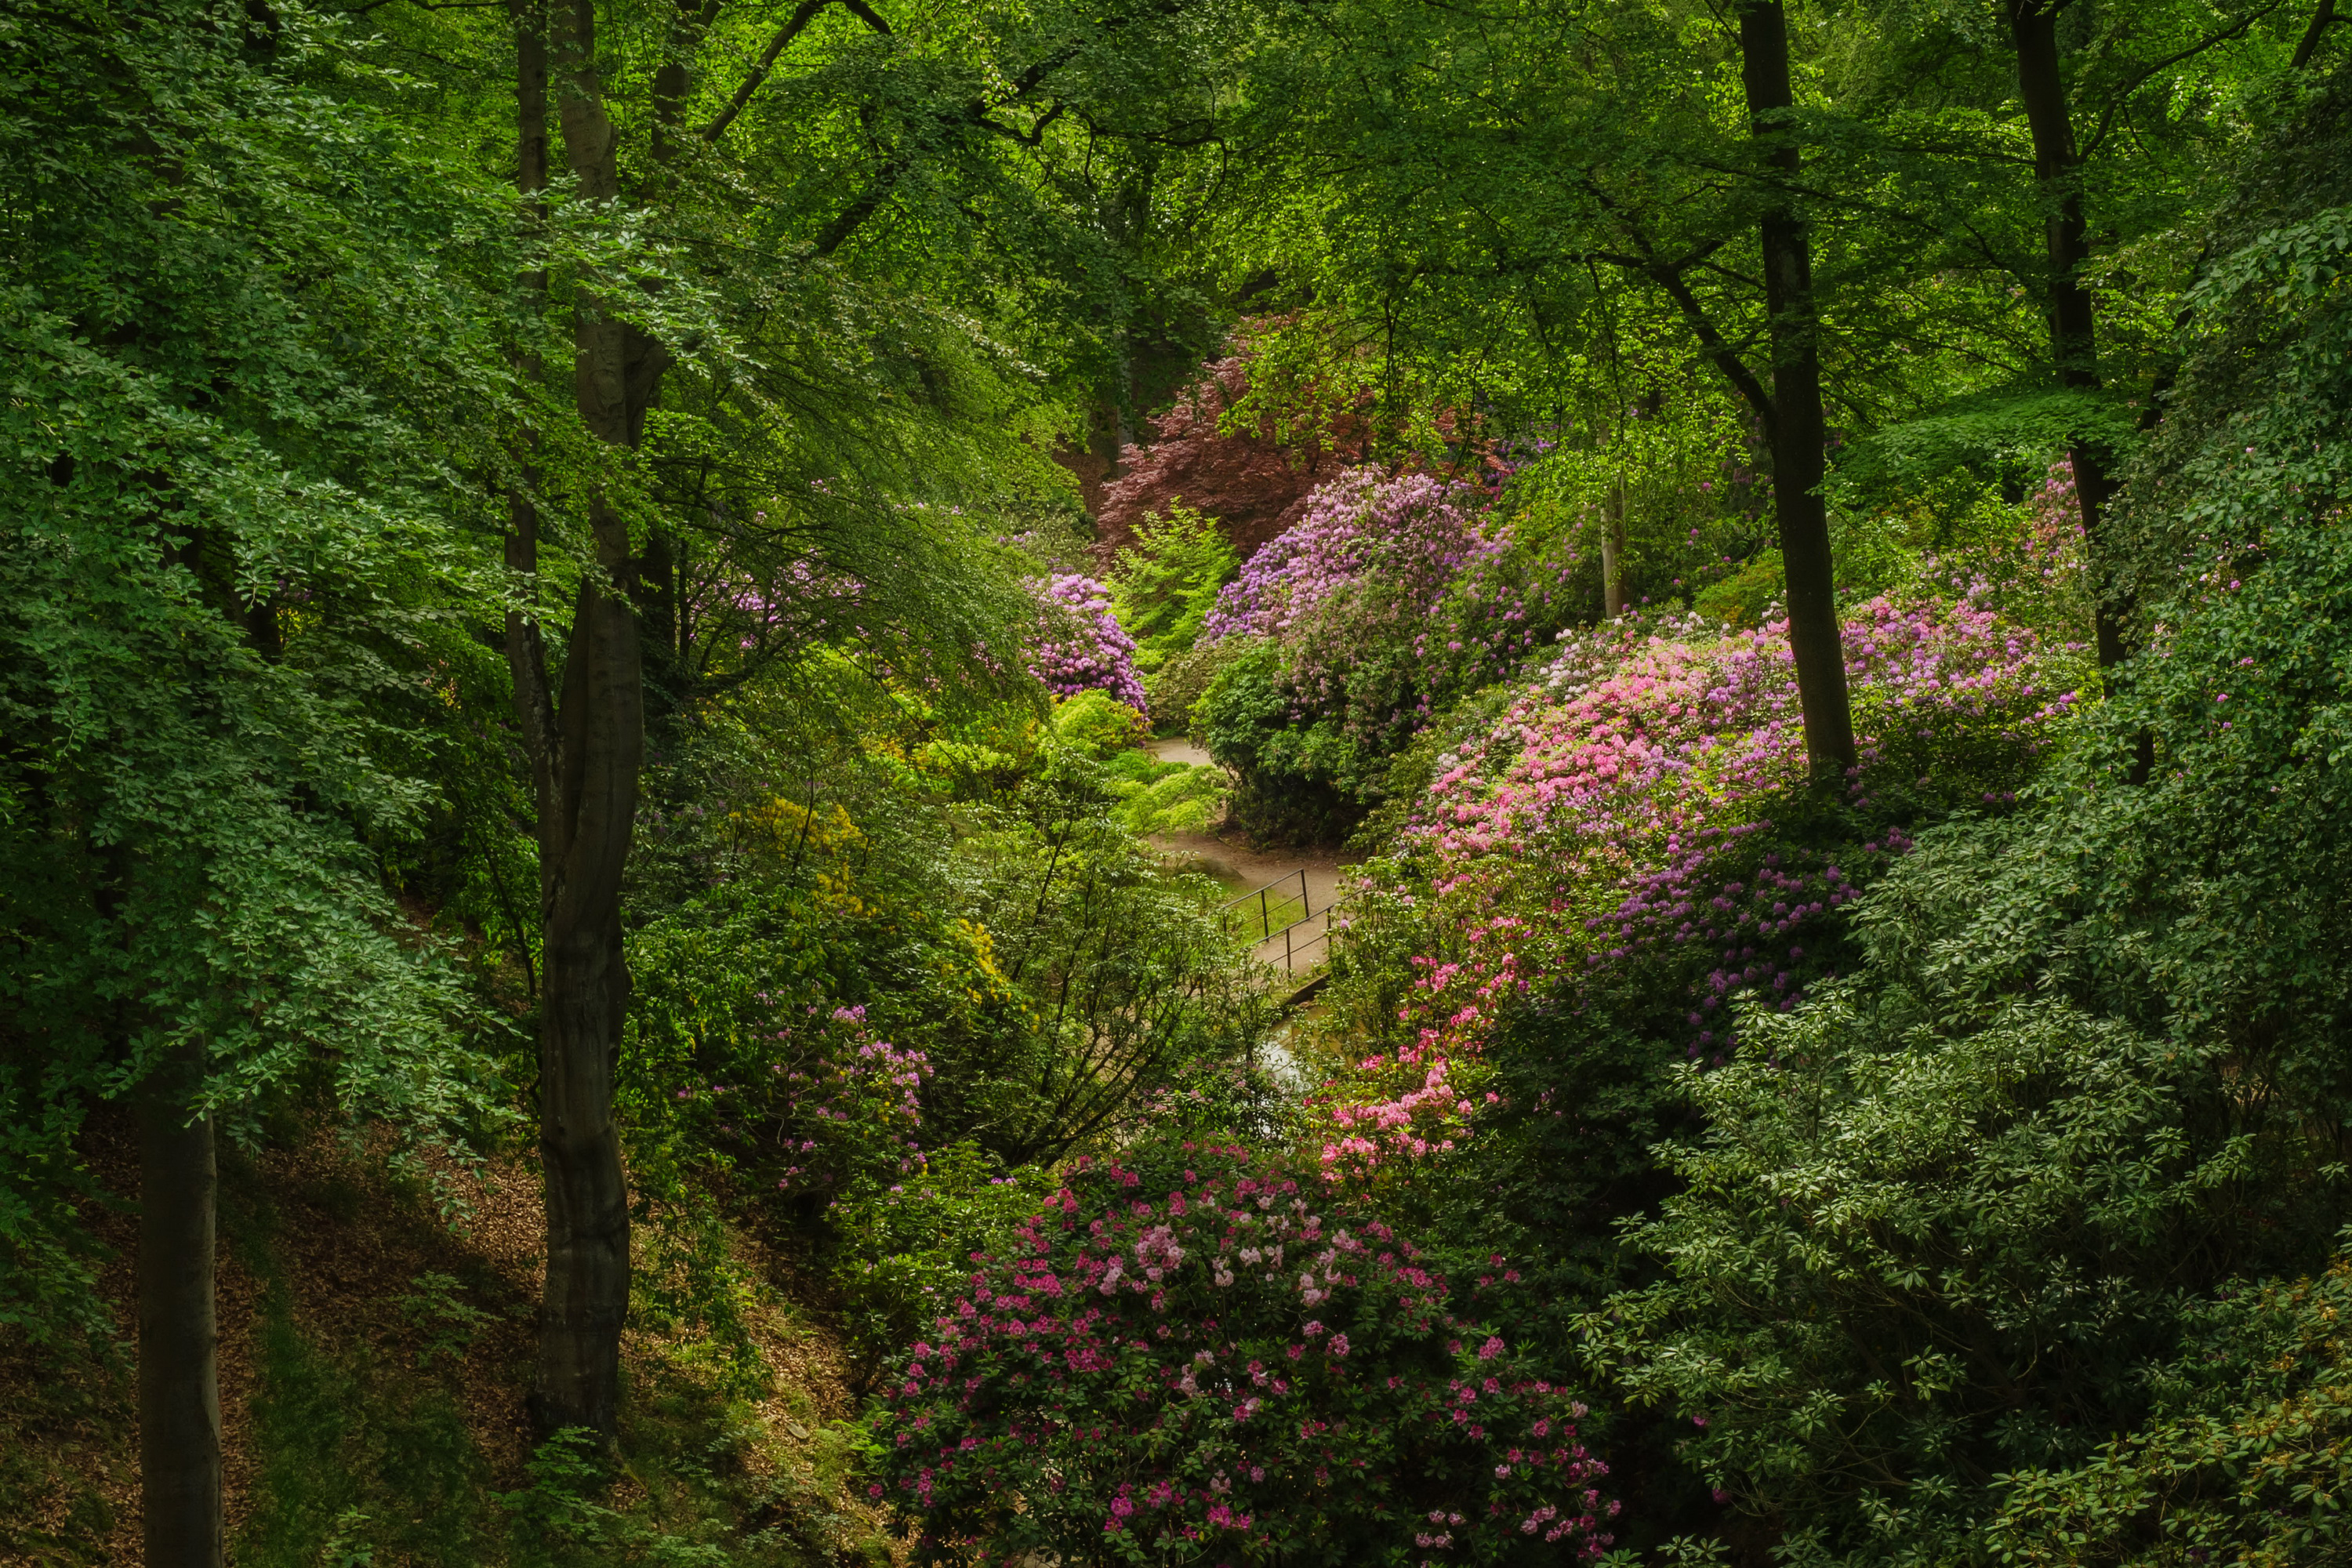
[
  {"left": 942, "top": 785, "right": 1279, "bottom": 1162},
  {"left": 1048, "top": 691, "right": 1151, "bottom": 760},
  {"left": 1109, "top": 759, "right": 1230, "bottom": 837},
  {"left": 399, "top": 1272, "right": 502, "bottom": 1372},
  {"left": 1988, "top": 1260, "right": 2352, "bottom": 1566},
  {"left": 1110, "top": 500, "right": 1240, "bottom": 674},
  {"left": 498, "top": 1432, "right": 731, "bottom": 1568},
  {"left": 5, "top": 0, "right": 2349, "bottom": 1559},
  {"left": 0, "top": 0, "right": 514, "bottom": 1348},
  {"left": 1592, "top": 75, "right": 2352, "bottom": 1560},
  {"left": 239, "top": 1287, "right": 497, "bottom": 1568},
  {"left": 1688, "top": 551, "right": 1786, "bottom": 627},
  {"left": 1596, "top": 923, "right": 2333, "bottom": 1560},
  {"left": 1829, "top": 387, "right": 2143, "bottom": 508},
  {"left": 828, "top": 1142, "right": 1059, "bottom": 1368},
  {"left": 1194, "top": 638, "right": 1369, "bottom": 843}
]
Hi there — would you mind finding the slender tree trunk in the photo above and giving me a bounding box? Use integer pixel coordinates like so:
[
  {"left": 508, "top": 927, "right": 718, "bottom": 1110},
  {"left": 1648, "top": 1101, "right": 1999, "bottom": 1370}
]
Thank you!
[
  {"left": 507, "top": 0, "right": 645, "bottom": 1449},
  {"left": 1738, "top": 0, "right": 1855, "bottom": 781},
  {"left": 507, "top": 0, "right": 554, "bottom": 807},
  {"left": 140, "top": 1032, "right": 220, "bottom": 1568},
  {"left": 1115, "top": 333, "right": 1138, "bottom": 472},
  {"left": 2009, "top": 0, "right": 2130, "bottom": 672},
  {"left": 1602, "top": 474, "right": 1628, "bottom": 617}
]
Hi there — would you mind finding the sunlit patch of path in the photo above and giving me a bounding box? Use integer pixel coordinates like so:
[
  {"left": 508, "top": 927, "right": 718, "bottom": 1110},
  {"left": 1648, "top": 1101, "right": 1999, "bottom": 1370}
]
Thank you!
[{"left": 1139, "top": 736, "right": 1353, "bottom": 998}]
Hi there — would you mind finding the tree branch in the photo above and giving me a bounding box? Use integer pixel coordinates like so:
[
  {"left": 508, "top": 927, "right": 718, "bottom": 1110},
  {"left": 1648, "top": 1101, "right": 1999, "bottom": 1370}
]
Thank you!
[
  {"left": 699, "top": 0, "right": 833, "bottom": 143},
  {"left": 2293, "top": 0, "right": 2337, "bottom": 67},
  {"left": 1650, "top": 265, "right": 1777, "bottom": 434},
  {"left": 2082, "top": 1, "right": 2288, "bottom": 159}
]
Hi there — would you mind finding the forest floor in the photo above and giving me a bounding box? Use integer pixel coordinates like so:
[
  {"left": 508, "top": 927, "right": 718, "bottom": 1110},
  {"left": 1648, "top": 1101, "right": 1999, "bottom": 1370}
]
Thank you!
[{"left": 0, "top": 1110, "right": 891, "bottom": 1567}]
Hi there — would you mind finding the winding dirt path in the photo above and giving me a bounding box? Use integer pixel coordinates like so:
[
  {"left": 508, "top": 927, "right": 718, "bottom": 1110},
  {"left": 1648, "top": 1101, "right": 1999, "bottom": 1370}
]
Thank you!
[{"left": 1142, "top": 737, "right": 1354, "bottom": 977}]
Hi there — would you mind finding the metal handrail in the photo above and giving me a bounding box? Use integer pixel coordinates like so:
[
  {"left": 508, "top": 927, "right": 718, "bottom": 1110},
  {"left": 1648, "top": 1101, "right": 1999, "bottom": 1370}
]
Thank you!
[{"left": 1218, "top": 868, "right": 1315, "bottom": 943}]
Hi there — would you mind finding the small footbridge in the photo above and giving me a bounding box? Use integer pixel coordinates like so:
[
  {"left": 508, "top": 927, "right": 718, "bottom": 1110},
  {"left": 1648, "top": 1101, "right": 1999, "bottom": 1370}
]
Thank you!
[{"left": 1220, "top": 869, "right": 1342, "bottom": 1007}]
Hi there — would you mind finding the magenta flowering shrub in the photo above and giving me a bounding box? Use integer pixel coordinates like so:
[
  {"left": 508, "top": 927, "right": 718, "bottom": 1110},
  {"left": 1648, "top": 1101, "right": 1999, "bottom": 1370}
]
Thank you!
[
  {"left": 1031, "top": 573, "right": 1148, "bottom": 715},
  {"left": 1315, "top": 594, "right": 2092, "bottom": 1181},
  {"left": 866, "top": 1142, "right": 1618, "bottom": 1566}
]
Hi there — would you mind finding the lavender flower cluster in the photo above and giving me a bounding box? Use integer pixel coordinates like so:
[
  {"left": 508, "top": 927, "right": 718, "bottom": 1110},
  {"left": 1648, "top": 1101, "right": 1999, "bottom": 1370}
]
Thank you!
[
  {"left": 1203, "top": 468, "right": 1490, "bottom": 642},
  {"left": 1029, "top": 573, "right": 1148, "bottom": 715}
]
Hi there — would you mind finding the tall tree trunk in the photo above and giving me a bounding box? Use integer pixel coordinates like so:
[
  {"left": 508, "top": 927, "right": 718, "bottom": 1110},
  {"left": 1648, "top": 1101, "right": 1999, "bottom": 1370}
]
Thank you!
[
  {"left": 1602, "top": 474, "right": 1628, "bottom": 617},
  {"left": 1738, "top": 0, "right": 1856, "bottom": 781},
  {"left": 140, "top": 1032, "right": 220, "bottom": 1568},
  {"left": 2009, "top": 0, "right": 2130, "bottom": 672},
  {"left": 506, "top": 0, "right": 646, "bottom": 1449}
]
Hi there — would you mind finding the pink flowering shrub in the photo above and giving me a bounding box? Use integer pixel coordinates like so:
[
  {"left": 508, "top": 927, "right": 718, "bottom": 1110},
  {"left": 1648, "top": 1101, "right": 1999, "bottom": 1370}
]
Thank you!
[
  {"left": 1911, "top": 457, "right": 2096, "bottom": 641},
  {"left": 866, "top": 1142, "right": 1618, "bottom": 1566},
  {"left": 742, "top": 1002, "right": 934, "bottom": 1198},
  {"left": 1315, "top": 594, "right": 2093, "bottom": 1183},
  {"left": 1031, "top": 574, "right": 1148, "bottom": 714}
]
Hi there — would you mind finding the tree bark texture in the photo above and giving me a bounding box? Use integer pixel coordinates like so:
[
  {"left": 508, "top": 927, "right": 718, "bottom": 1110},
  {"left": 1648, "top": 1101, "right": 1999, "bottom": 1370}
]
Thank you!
[
  {"left": 2008, "top": 0, "right": 2129, "bottom": 671},
  {"left": 1738, "top": 0, "right": 1856, "bottom": 780},
  {"left": 140, "top": 1032, "right": 221, "bottom": 1568},
  {"left": 508, "top": 0, "right": 648, "bottom": 1449}
]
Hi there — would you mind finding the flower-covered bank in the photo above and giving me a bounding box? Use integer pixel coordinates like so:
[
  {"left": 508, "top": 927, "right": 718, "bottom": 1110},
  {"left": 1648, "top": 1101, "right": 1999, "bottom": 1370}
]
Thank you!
[{"left": 1311, "top": 593, "right": 2092, "bottom": 1184}]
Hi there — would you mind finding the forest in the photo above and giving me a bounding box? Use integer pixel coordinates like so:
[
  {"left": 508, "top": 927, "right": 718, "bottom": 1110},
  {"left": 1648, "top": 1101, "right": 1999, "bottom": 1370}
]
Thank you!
[{"left": 5, "top": 0, "right": 2352, "bottom": 1563}]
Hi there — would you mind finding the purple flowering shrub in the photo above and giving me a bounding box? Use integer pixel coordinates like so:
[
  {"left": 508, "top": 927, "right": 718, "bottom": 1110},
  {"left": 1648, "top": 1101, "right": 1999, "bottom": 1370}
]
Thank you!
[
  {"left": 1032, "top": 574, "right": 1149, "bottom": 715},
  {"left": 1195, "top": 470, "right": 1527, "bottom": 818},
  {"left": 625, "top": 927, "right": 939, "bottom": 1206},
  {"left": 1203, "top": 469, "right": 1486, "bottom": 643},
  {"left": 1202, "top": 470, "right": 1524, "bottom": 762},
  {"left": 866, "top": 1142, "right": 1618, "bottom": 1566},
  {"left": 647, "top": 1000, "right": 936, "bottom": 1203}
]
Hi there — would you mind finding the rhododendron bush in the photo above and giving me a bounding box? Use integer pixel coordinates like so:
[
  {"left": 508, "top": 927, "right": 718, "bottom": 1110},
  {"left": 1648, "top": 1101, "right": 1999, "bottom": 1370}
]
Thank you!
[
  {"left": 867, "top": 1142, "right": 1618, "bottom": 1566},
  {"left": 1192, "top": 452, "right": 1783, "bottom": 835},
  {"left": 1032, "top": 573, "right": 1149, "bottom": 713},
  {"left": 1196, "top": 469, "right": 1571, "bottom": 817},
  {"left": 1312, "top": 591, "right": 2093, "bottom": 1193}
]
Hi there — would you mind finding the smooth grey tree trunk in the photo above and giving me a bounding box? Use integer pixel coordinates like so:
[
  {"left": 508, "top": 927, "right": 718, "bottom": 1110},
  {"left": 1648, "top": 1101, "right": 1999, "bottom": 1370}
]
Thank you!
[
  {"left": 506, "top": 0, "right": 645, "bottom": 1449},
  {"left": 1602, "top": 475, "right": 1628, "bottom": 617}
]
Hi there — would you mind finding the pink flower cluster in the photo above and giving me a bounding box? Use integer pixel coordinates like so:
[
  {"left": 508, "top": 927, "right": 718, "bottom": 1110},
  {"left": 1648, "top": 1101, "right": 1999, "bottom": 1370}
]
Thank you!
[
  {"left": 725, "top": 1003, "right": 932, "bottom": 1195},
  {"left": 867, "top": 1145, "right": 1618, "bottom": 1563},
  {"left": 1316, "top": 595, "right": 2089, "bottom": 1177},
  {"left": 1417, "top": 597, "right": 2076, "bottom": 904},
  {"left": 720, "top": 546, "right": 873, "bottom": 657},
  {"left": 1029, "top": 573, "right": 1147, "bottom": 714}
]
